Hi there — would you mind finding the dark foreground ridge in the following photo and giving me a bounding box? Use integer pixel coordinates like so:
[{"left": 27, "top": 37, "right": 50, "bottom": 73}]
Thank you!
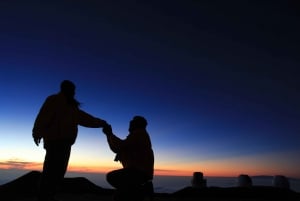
[
  {"left": 0, "top": 171, "right": 113, "bottom": 200},
  {"left": 0, "top": 171, "right": 299, "bottom": 201}
]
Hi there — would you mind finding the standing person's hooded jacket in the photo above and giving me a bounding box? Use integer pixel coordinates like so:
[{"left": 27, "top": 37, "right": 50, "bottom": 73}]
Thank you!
[{"left": 33, "top": 92, "right": 106, "bottom": 145}]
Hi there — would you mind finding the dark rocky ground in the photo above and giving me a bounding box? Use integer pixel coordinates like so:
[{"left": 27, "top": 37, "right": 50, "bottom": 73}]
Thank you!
[{"left": 1, "top": 171, "right": 299, "bottom": 201}]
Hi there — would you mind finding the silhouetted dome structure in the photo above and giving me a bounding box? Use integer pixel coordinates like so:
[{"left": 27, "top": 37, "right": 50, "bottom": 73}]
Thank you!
[
  {"left": 191, "top": 172, "right": 207, "bottom": 188},
  {"left": 236, "top": 174, "right": 252, "bottom": 187},
  {"left": 273, "top": 175, "right": 290, "bottom": 190}
]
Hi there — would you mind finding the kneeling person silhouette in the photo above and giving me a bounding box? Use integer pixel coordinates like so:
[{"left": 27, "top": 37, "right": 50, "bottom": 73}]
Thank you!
[{"left": 102, "top": 116, "right": 154, "bottom": 201}]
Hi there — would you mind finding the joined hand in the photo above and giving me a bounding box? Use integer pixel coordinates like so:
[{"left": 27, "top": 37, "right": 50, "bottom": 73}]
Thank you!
[{"left": 102, "top": 124, "right": 113, "bottom": 136}]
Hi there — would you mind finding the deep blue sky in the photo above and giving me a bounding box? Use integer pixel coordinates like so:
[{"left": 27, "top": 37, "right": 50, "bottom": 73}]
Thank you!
[{"left": 0, "top": 1, "right": 300, "bottom": 177}]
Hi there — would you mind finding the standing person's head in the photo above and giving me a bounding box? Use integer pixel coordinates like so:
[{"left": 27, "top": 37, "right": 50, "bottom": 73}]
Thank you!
[
  {"left": 60, "top": 80, "right": 80, "bottom": 107},
  {"left": 129, "top": 116, "right": 147, "bottom": 132},
  {"left": 60, "top": 80, "right": 76, "bottom": 97}
]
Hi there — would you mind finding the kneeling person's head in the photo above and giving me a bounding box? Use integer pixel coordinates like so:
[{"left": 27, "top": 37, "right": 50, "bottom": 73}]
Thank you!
[{"left": 129, "top": 116, "right": 147, "bottom": 132}]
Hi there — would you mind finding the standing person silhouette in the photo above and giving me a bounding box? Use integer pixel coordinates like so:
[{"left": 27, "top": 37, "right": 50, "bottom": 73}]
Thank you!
[
  {"left": 32, "top": 80, "right": 108, "bottom": 201},
  {"left": 102, "top": 116, "right": 154, "bottom": 201}
]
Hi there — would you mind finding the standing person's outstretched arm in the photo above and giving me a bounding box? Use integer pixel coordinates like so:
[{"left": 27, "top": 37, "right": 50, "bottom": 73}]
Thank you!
[{"left": 78, "top": 109, "right": 108, "bottom": 128}]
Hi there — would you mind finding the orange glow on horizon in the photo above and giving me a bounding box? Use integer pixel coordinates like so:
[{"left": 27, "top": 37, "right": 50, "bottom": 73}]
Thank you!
[
  {"left": 67, "top": 165, "right": 116, "bottom": 174},
  {"left": 1, "top": 156, "right": 300, "bottom": 179},
  {"left": 1, "top": 164, "right": 300, "bottom": 179}
]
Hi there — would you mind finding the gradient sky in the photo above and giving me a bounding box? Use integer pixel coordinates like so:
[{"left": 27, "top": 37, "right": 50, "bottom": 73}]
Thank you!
[{"left": 1, "top": 1, "right": 300, "bottom": 178}]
